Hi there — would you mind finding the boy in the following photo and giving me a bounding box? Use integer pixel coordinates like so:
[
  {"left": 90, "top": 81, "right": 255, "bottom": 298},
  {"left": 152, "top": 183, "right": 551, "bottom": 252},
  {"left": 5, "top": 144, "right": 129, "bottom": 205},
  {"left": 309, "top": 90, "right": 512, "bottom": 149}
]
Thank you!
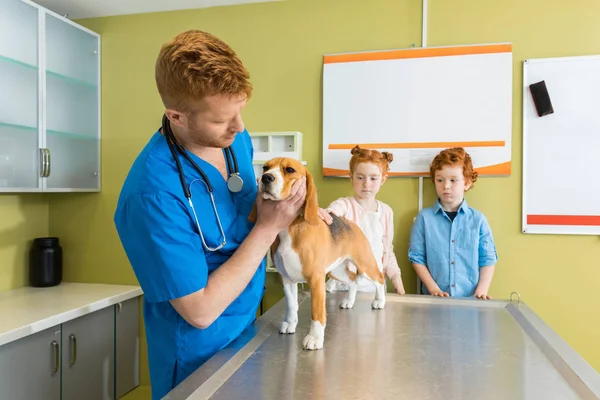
[{"left": 408, "top": 147, "right": 498, "bottom": 299}]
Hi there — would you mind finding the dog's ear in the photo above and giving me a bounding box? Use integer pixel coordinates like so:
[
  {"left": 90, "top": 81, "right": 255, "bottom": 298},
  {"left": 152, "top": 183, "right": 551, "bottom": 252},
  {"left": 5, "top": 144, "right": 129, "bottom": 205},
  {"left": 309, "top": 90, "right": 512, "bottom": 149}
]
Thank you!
[
  {"left": 248, "top": 200, "right": 258, "bottom": 223},
  {"left": 304, "top": 169, "right": 320, "bottom": 226}
]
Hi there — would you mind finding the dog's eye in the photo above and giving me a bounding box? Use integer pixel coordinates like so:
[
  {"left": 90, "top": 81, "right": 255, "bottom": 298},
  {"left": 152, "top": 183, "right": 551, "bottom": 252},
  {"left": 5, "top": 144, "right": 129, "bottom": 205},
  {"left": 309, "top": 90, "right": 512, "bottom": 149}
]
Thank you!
[
  {"left": 262, "top": 166, "right": 268, "bottom": 172},
  {"left": 285, "top": 167, "right": 296, "bottom": 174}
]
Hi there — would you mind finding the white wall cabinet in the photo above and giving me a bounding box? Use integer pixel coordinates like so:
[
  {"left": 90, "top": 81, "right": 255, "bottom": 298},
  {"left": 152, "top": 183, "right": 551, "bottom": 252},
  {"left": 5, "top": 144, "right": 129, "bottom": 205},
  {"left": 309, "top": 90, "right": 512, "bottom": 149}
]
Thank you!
[
  {"left": 0, "top": 288, "right": 141, "bottom": 400},
  {"left": 0, "top": 0, "right": 101, "bottom": 192}
]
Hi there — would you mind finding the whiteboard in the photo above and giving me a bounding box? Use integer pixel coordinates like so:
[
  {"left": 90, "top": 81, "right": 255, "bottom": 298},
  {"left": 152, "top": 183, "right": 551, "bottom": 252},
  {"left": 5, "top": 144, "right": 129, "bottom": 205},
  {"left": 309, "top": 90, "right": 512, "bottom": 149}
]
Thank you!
[
  {"left": 522, "top": 55, "right": 600, "bottom": 235},
  {"left": 322, "top": 43, "right": 513, "bottom": 178}
]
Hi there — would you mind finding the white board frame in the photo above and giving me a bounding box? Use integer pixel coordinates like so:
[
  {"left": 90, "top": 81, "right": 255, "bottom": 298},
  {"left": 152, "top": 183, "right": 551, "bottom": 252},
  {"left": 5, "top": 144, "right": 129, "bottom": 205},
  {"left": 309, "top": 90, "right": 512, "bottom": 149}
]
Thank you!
[
  {"left": 522, "top": 55, "right": 600, "bottom": 235},
  {"left": 322, "top": 42, "right": 513, "bottom": 178}
]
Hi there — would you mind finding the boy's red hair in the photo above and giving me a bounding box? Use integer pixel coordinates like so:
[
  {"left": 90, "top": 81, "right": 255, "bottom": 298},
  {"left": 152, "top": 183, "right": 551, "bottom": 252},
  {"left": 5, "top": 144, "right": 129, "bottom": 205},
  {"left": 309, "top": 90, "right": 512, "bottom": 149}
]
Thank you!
[
  {"left": 349, "top": 145, "right": 393, "bottom": 176},
  {"left": 430, "top": 147, "right": 478, "bottom": 187}
]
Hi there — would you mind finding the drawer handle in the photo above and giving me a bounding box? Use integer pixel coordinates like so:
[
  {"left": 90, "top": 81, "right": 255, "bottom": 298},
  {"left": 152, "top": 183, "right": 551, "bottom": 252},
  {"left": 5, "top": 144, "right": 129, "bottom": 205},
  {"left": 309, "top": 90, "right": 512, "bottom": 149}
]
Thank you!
[
  {"left": 50, "top": 340, "right": 59, "bottom": 375},
  {"left": 69, "top": 334, "right": 77, "bottom": 367}
]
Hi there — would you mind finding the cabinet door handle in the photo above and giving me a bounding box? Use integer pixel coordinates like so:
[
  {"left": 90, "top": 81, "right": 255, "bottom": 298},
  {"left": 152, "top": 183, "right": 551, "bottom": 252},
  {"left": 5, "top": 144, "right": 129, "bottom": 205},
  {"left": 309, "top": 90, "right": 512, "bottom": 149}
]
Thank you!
[
  {"left": 45, "top": 148, "right": 52, "bottom": 177},
  {"left": 117, "top": 302, "right": 122, "bottom": 313},
  {"left": 39, "top": 149, "right": 46, "bottom": 177},
  {"left": 50, "top": 340, "right": 59, "bottom": 375},
  {"left": 39, "top": 148, "right": 51, "bottom": 177},
  {"left": 69, "top": 333, "right": 77, "bottom": 367}
]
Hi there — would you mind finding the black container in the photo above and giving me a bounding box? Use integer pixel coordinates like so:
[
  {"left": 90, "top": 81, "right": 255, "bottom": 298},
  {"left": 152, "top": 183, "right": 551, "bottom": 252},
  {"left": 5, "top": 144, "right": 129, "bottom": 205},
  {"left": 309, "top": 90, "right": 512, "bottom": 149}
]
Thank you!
[{"left": 29, "top": 237, "right": 63, "bottom": 287}]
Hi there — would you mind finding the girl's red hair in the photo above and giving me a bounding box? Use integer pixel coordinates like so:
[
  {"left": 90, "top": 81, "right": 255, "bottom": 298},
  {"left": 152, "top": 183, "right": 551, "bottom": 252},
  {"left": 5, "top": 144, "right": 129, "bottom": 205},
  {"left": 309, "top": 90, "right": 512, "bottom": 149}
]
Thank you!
[{"left": 349, "top": 145, "right": 393, "bottom": 176}]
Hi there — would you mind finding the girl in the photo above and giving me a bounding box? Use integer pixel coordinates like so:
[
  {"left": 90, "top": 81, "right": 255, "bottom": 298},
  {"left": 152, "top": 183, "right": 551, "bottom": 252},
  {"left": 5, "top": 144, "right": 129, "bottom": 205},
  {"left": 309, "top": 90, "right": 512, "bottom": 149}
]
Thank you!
[{"left": 323, "top": 145, "right": 405, "bottom": 294}]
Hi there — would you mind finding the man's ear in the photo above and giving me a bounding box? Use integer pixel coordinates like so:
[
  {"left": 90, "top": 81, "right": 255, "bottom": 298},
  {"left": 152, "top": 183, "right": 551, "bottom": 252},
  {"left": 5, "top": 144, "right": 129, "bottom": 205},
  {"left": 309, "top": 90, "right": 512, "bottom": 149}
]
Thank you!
[
  {"left": 165, "top": 109, "right": 186, "bottom": 128},
  {"left": 304, "top": 170, "right": 320, "bottom": 226}
]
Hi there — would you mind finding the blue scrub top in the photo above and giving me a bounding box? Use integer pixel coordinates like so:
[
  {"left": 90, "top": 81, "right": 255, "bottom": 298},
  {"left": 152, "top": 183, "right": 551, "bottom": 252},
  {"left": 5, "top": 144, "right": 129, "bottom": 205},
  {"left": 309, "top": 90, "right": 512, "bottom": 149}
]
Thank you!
[{"left": 114, "top": 128, "right": 265, "bottom": 400}]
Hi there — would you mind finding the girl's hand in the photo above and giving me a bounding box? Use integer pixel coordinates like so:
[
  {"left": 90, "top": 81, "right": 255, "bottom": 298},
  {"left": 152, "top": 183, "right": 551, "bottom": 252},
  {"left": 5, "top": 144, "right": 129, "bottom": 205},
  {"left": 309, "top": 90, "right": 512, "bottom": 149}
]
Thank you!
[
  {"left": 391, "top": 274, "right": 405, "bottom": 295},
  {"left": 318, "top": 208, "right": 333, "bottom": 225},
  {"left": 430, "top": 290, "right": 450, "bottom": 297}
]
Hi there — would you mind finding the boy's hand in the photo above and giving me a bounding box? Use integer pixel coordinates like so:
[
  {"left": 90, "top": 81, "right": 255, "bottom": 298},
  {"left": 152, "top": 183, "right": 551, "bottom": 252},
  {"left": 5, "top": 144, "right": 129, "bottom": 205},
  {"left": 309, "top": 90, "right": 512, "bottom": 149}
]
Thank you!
[
  {"left": 474, "top": 290, "right": 491, "bottom": 300},
  {"left": 474, "top": 266, "right": 495, "bottom": 300},
  {"left": 430, "top": 290, "right": 449, "bottom": 297},
  {"left": 317, "top": 208, "right": 333, "bottom": 225}
]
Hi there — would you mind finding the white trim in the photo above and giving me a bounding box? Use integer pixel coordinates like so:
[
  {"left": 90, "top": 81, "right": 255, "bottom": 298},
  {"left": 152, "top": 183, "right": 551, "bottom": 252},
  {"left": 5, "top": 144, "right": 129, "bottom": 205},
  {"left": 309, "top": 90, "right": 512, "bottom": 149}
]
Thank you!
[
  {"left": 40, "top": 9, "right": 48, "bottom": 191},
  {"left": 521, "top": 60, "right": 528, "bottom": 234},
  {"left": 36, "top": 6, "right": 44, "bottom": 191},
  {"left": 522, "top": 225, "right": 600, "bottom": 236},
  {"left": 0, "top": 187, "right": 45, "bottom": 193},
  {"left": 524, "top": 54, "right": 600, "bottom": 64},
  {"left": 95, "top": 31, "right": 102, "bottom": 192},
  {"left": 43, "top": 188, "right": 100, "bottom": 193}
]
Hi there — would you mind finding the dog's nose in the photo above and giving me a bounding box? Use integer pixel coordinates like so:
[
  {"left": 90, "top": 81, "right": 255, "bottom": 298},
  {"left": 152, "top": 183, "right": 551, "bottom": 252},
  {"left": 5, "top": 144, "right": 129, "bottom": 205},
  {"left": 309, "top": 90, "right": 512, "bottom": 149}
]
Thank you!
[{"left": 261, "top": 173, "right": 275, "bottom": 185}]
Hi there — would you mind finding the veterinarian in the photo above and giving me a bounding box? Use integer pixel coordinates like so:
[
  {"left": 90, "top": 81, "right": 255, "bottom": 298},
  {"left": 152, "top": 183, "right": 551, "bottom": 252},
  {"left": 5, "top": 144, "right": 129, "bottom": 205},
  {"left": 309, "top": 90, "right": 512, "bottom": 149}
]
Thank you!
[{"left": 113, "top": 30, "right": 306, "bottom": 400}]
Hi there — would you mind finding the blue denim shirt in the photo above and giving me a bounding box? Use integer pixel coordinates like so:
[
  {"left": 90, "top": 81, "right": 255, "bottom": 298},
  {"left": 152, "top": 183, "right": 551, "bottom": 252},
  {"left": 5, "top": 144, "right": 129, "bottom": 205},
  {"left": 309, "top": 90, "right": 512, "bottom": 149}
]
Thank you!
[{"left": 408, "top": 199, "right": 498, "bottom": 297}]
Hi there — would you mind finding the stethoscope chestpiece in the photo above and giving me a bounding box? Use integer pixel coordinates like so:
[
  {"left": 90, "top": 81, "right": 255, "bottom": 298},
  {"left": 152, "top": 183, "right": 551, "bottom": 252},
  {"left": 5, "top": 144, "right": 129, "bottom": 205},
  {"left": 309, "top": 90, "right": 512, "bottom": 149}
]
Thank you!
[{"left": 227, "top": 173, "right": 244, "bottom": 193}]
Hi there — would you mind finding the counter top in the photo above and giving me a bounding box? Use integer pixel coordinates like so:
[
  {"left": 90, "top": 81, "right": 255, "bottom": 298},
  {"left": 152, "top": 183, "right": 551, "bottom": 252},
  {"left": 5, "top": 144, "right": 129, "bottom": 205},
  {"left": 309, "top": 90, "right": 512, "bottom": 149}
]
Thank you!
[
  {"left": 0, "top": 282, "right": 143, "bottom": 346},
  {"left": 165, "top": 292, "right": 600, "bottom": 400}
]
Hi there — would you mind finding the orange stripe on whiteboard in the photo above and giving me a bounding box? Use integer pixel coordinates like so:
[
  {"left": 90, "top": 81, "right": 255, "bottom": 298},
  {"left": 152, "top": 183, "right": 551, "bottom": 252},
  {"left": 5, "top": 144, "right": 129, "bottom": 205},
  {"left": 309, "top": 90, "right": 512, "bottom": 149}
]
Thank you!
[
  {"left": 328, "top": 141, "right": 505, "bottom": 150},
  {"left": 475, "top": 161, "right": 511, "bottom": 175},
  {"left": 323, "top": 161, "right": 511, "bottom": 177},
  {"left": 527, "top": 215, "right": 600, "bottom": 226},
  {"left": 324, "top": 44, "right": 512, "bottom": 64}
]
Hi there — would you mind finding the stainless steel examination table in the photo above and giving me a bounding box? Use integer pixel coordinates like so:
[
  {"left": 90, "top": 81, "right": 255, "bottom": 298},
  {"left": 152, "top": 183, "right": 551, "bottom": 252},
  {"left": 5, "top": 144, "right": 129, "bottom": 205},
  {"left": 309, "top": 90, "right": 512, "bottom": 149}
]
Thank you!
[{"left": 164, "top": 292, "right": 600, "bottom": 400}]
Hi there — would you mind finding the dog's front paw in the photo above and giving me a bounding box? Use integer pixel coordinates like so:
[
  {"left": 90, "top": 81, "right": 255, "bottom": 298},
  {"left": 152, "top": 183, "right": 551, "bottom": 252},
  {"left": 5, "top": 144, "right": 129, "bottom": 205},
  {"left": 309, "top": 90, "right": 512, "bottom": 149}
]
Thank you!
[
  {"left": 302, "top": 320, "right": 325, "bottom": 350},
  {"left": 339, "top": 296, "right": 355, "bottom": 309},
  {"left": 302, "top": 333, "right": 324, "bottom": 350},
  {"left": 371, "top": 298, "right": 386, "bottom": 309},
  {"left": 279, "top": 320, "right": 297, "bottom": 334}
]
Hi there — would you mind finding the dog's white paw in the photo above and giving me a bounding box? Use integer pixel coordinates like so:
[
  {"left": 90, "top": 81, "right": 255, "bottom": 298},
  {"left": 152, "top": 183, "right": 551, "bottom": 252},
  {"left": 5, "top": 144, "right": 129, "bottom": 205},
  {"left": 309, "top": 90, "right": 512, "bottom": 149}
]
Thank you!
[
  {"left": 302, "top": 333, "right": 324, "bottom": 350},
  {"left": 371, "top": 298, "right": 386, "bottom": 309},
  {"left": 302, "top": 320, "right": 325, "bottom": 350},
  {"left": 279, "top": 320, "right": 297, "bottom": 334},
  {"left": 339, "top": 297, "right": 355, "bottom": 309}
]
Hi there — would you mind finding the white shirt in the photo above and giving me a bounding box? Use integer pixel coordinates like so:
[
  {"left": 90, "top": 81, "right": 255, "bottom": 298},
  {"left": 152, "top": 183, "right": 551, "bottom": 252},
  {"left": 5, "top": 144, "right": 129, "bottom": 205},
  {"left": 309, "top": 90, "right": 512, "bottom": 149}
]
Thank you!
[{"left": 325, "top": 199, "right": 384, "bottom": 293}]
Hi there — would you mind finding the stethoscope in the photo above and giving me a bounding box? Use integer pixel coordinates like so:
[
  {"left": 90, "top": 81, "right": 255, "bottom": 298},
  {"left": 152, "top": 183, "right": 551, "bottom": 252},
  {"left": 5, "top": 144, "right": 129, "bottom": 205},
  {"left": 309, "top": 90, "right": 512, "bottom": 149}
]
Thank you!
[{"left": 161, "top": 114, "right": 244, "bottom": 252}]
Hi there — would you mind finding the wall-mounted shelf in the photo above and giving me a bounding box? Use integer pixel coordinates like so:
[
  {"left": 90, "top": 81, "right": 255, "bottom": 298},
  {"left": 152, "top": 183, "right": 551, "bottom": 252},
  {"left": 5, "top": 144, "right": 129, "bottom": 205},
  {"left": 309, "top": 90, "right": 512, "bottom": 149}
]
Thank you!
[{"left": 249, "top": 131, "right": 304, "bottom": 179}]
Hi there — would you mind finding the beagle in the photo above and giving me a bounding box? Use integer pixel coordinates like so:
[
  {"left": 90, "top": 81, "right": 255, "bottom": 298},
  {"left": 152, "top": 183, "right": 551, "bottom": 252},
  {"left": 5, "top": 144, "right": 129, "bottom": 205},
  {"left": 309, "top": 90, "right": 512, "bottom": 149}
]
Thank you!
[{"left": 249, "top": 157, "right": 386, "bottom": 350}]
